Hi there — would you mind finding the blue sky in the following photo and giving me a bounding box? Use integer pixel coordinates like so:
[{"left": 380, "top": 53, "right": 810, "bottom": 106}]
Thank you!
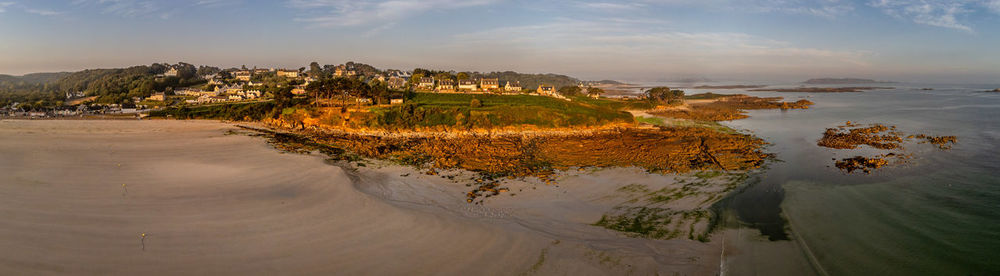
[{"left": 0, "top": 0, "right": 998, "bottom": 83}]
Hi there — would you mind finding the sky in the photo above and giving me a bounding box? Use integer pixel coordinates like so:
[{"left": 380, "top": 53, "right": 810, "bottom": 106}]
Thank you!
[{"left": 0, "top": 0, "right": 999, "bottom": 83}]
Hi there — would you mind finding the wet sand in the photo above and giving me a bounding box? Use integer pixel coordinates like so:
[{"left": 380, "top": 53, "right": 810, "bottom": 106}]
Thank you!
[{"left": 0, "top": 120, "right": 726, "bottom": 275}]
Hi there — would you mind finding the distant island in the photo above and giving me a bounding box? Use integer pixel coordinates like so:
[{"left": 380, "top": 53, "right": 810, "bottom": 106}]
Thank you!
[
  {"left": 803, "top": 78, "right": 894, "bottom": 84},
  {"left": 692, "top": 85, "right": 766, "bottom": 89},
  {"left": 750, "top": 87, "right": 894, "bottom": 93}
]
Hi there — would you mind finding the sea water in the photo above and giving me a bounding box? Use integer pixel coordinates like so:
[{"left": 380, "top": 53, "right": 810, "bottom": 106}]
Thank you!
[{"left": 712, "top": 84, "right": 1000, "bottom": 275}]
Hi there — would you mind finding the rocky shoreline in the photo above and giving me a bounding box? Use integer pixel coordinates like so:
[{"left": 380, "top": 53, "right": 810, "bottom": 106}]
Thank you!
[{"left": 817, "top": 121, "right": 957, "bottom": 173}]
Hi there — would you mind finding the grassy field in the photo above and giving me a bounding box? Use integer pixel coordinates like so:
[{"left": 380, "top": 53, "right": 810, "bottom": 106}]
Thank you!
[
  {"left": 362, "top": 93, "right": 636, "bottom": 129},
  {"left": 149, "top": 101, "right": 278, "bottom": 121}
]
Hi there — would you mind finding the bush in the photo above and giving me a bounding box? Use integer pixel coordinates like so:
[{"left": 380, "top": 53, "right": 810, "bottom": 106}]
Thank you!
[{"left": 470, "top": 99, "right": 482, "bottom": 108}]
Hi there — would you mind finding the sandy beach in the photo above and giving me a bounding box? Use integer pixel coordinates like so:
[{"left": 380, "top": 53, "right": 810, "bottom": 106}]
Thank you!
[{"left": 0, "top": 119, "right": 731, "bottom": 275}]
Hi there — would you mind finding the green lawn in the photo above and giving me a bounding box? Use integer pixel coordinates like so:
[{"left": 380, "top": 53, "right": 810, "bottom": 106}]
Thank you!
[{"left": 367, "top": 93, "right": 636, "bottom": 129}]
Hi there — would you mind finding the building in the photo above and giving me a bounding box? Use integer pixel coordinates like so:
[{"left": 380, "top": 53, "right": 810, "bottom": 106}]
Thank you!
[
  {"left": 436, "top": 79, "right": 455, "bottom": 92},
  {"left": 417, "top": 77, "right": 435, "bottom": 90},
  {"left": 480, "top": 78, "right": 500, "bottom": 90},
  {"left": 356, "top": 98, "right": 373, "bottom": 105},
  {"left": 387, "top": 77, "right": 407, "bottom": 90},
  {"left": 148, "top": 92, "right": 166, "bottom": 101},
  {"left": 253, "top": 68, "right": 271, "bottom": 75},
  {"left": 240, "top": 90, "right": 262, "bottom": 99},
  {"left": 276, "top": 69, "right": 299, "bottom": 78},
  {"left": 537, "top": 85, "right": 557, "bottom": 96},
  {"left": 234, "top": 71, "right": 252, "bottom": 81},
  {"left": 215, "top": 84, "right": 244, "bottom": 95},
  {"left": 65, "top": 91, "right": 86, "bottom": 99},
  {"left": 164, "top": 68, "right": 179, "bottom": 77},
  {"left": 504, "top": 81, "right": 522, "bottom": 92},
  {"left": 390, "top": 98, "right": 404, "bottom": 105},
  {"left": 458, "top": 80, "right": 478, "bottom": 91},
  {"left": 292, "top": 84, "right": 308, "bottom": 95}
]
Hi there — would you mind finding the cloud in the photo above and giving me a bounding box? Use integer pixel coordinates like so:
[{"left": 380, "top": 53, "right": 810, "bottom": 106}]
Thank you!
[
  {"left": 288, "top": 0, "right": 500, "bottom": 27},
  {"left": 70, "top": 0, "right": 240, "bottom": 18},
  {"left": 443, "top": 18, "right": 872, "bottom": 78},
  {"left": 578, "top": 2, "right": 645, "bottom": 11},
  {"left": 0, "top": 2, "right": 14, "bottom": 13},
  {"left": 26, "top": 8, "right": 63, "bottom": 16},
  {"left": 986, "top": 0, "right": 1000, "bottom": 12},
  {"left": 639, "top": 0, "right": 855, "bottom": 18},
  {"left": 71, "top": 0, "right": 160, "bottom": 18},
  {"left": 868, "top": 0, "right": 1000, "bottom": 32}
]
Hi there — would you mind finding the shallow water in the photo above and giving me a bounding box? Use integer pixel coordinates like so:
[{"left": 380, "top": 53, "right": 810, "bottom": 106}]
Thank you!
[{"left": 712, "top": 84, "right": 1000, "bottom": 275}]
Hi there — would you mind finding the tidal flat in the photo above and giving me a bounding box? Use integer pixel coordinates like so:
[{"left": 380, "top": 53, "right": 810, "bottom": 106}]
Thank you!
[{"left": 0, "top": 119, "right": 756, "bottom": 275}]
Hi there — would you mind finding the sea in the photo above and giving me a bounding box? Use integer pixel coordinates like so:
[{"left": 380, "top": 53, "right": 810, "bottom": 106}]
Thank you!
[{"left": 640, "top": 82, "right": 1000, "bottom": 275}]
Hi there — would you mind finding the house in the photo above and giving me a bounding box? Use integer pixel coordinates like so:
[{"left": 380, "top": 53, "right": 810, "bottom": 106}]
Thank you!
[
  {"left": 480, "top": 78, "right": 499, "bottom": 90},
  {"left": 356, "top": 98, "right": 373, "bottom": 104},
  {"left": 504, "top": 81, "right": 522, "bottom": 92},
  {"left": 148, "top": 92, "right": 166, "bottom": 101},
  {"left": 234, "top": 71, "right": 252, "bottom": 81},
  {"left": 215, "top": 84, "right": 244, "bottom": 95},
  {"left": 537, "top": 85, "right": 557, "bottom": 96},
  {"left": 240, "top": 90, "right": 262, "bottom": 99},
  {"left": 164, "top": 68, "right": 179, "bottom": 78},
  {"left": 417, "top": 77, "right": 435, "bottom": 90},
  {"left": 436, "top": 79, "right": 455, "bottom": 92},
  {"left": 276, "top": 69, "right": 299, "bottom": 78},
  {"left": 387, "top": 77, "right": 407, "bottom": 89},
  {"left": 208, "top": 78, "right": 225, "bottom": 85},
  {"left": 458, "top": 80, "right": 478, "bottom": 91},
  {"left": 253, "top": 68, "right": 271, "bottom": 75},
  {"left": 390, "top": 98, "right": 404, "bottom": 105},
  {"left": 292, "top": 84, "right": 308, "bottom": 95},
  {"left": 229, "top": 94, "right": 244, "bottom": 101},
  {"left": 65, "top": 91, "right": 85, "bottom": 99}
]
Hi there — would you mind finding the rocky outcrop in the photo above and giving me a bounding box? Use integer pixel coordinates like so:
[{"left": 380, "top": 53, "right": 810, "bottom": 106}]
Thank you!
[
  {"left": 817, "top": 121, "right": 957, "bottom": 173},
  {"left": 651, "top": 95, "right": 813, "bottom": 121}
]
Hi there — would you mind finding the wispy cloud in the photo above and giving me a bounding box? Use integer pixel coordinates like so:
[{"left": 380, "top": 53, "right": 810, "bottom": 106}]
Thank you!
[
  {"left": 869, "top": 0, "right": 1000, "bottom": 32},
  {"left": 71, "top": 0, "right": 160, "bottom": 18},
  {"left": 578, "top": 2, "right": 646, "bottom": 11},
  {"left": 444, "top": 17, "right": 871, "bottom": 78},
  {"left": 26, "top": 8, "right": 63, "bottom": 16},
  {"left": 636, "top": 0, "right": 856, "bottom": 18},
  {"left": 0, "top": 2, "right": 14, "bottom": 13},
  {"left": 288, "top": 0, "right": 500, "bottom": 27},
  {"left": 69, "top": 0, "right": 239, "bottom": 19}
]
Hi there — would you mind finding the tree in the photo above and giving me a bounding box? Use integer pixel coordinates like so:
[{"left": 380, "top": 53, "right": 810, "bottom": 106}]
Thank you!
[
  {"left": 557, "top": 86, "right": 583, "bottom": 97},
  {"left": 309, "top": 62, "right": 323, "bottom": 78},
  {"left": 435, "top": 72, "right": 454, "bottom": 81},
  {"left": 644, "top": 87, "right": 684, "bottom": 103},
  {"left": 587, "top": 87, "right": 605, "bottom": 97},
  {"left": 457, "top": 72, "right": 470, "bottom": 80},
  {"left": 410, "top": 73, "right": 425, "bottom": 86},
  {"left": 470, "top": 98, "right": 482, "bottom": 108}
]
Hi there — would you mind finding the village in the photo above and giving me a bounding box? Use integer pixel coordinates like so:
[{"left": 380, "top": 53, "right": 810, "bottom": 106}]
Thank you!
[{"left": 1, "top": 62, "right": 609, "bottom": 118}]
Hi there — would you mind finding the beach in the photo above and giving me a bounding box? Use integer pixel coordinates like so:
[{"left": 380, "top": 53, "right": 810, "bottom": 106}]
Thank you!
[{"left": 0, "top": 119, "right": 729, "bottom": 275}]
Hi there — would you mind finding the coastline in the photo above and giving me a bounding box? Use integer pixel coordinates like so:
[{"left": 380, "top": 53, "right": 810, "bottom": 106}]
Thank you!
[{"left": 0, "top": 119, "right": 749, "bottom": 275}]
